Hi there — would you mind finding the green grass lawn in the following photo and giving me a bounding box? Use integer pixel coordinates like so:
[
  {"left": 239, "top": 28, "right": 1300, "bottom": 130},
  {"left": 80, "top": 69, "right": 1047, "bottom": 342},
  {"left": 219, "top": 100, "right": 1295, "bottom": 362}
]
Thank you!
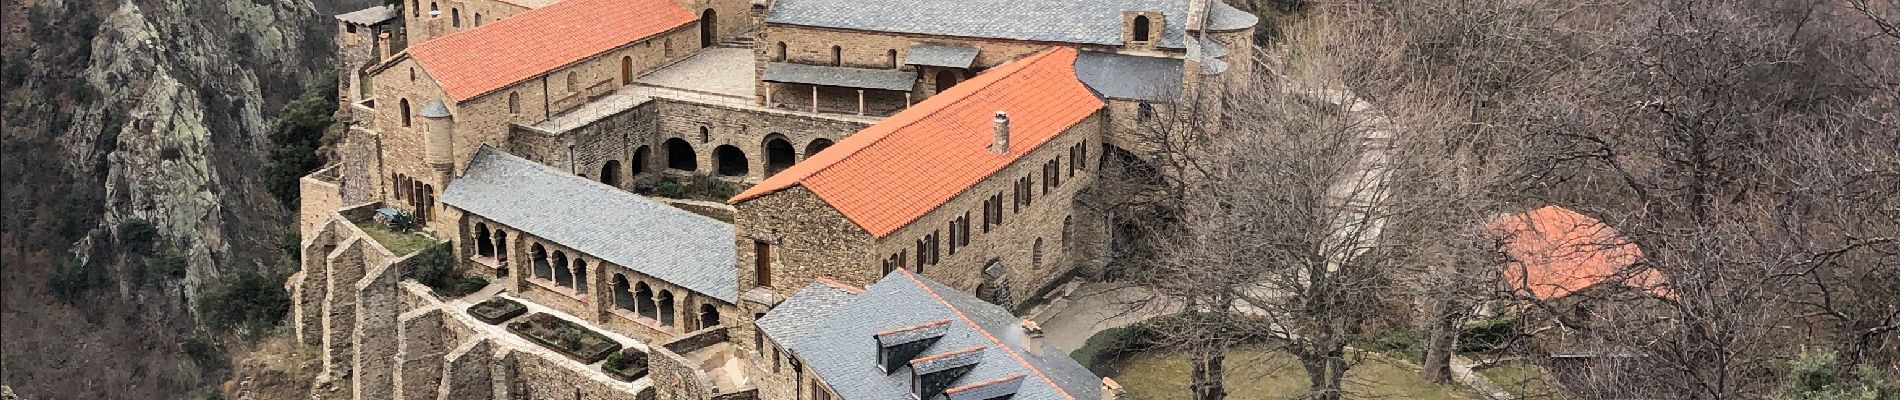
[
  {"left": 356, "top": 222, "right": 437, "bottom": 256},
  {"left": 1478, "top": 363, "right": 1571, "bottom": 400},
  {"left": 1111, "top": 344, "right": 1471, "bottom": 400}
]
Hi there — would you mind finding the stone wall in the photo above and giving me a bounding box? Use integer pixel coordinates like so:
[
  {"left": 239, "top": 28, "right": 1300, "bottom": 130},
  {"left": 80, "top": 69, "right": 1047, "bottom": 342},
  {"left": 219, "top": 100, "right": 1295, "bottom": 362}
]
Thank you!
[
  {"left": 649, "top": 98, "right": 870, "bottom": 183},
  {"left": 732, "top": 187, "right": 879, "bottom": 298},
  {"left": 401, "top": 0, "right": 532, "bottom": 45},
  {"left": 393, "top": 309, "right": 448, "bottom": 400},
  {"left": 753, "top": 24, "right": 1128, "bottom": 103},
  {"left": 650, "top": 344, "right": 720, "bottom": 400},
  {"left": 299, "top": 167, "right": 344, "bottom": 236},
  {"left": 438, "top": 337, "right": 496, "bottom": 399},
  {"left": 506, "top": 101, "right": 660, "bottom": 189},
  {"left": 353, "top": 242, "right": 422, "bottom": 400}
]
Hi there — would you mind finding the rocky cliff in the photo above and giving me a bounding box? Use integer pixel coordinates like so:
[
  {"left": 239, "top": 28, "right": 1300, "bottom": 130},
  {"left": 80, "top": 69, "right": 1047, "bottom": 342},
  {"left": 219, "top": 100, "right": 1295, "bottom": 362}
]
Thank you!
[{"left": 0, "top": 0, "right": 363, "bottom": 397}]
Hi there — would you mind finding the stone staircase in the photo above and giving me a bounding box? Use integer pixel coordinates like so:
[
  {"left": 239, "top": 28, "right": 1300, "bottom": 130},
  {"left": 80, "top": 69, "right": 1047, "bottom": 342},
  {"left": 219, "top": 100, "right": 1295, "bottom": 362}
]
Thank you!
[{"left": 720, "top": 34, "right": 757, "bottom": 48}]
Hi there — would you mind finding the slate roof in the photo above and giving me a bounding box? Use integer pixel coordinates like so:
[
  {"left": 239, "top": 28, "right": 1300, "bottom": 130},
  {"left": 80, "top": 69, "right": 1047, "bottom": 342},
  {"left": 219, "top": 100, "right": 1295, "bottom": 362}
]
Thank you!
[
  {"left": 755, "top": 280, "right": 859, "bottom": 345},
  {"left": 904, "top": 43, "right": 981, "bottom": 68},
  {"left": 761, "top": 63, "right": 917, "bottom": 91},
  {"left": 1073, "top": 51, "right": 1183, "bottom": 101},
  {"left": 730, "top": 48, "right": 1104, "bottom": 238},
  {"left": 418, "top": 100, "right": 452, "bottom": 118},
  {"left": 1488, "top": 206, "right": 1669, "bottom": 301},
  {"left": 766, "top": 270, "right": 1101, "bottom": 400},
  {"left": 766, "top": 0, "right": 1195, "bottom": 49},
  {"left": 406, "top": 0, "right": 695, "bottom": 101},
  {"left": 441, "top": 147, "right": 737, "bottom": 302},
  {"left": 1206, "top": 0, "right": 1260, "bottom": 31},
  {"left": 336, "top": 5, "right": 399, "bottom": 25}
]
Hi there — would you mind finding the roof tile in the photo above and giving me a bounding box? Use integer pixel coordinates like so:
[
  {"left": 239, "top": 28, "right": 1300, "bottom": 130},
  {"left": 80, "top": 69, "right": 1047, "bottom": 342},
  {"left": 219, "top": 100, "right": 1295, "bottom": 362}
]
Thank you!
[{"left": 407, "top": 0, "right": 695, "bottom": 101}]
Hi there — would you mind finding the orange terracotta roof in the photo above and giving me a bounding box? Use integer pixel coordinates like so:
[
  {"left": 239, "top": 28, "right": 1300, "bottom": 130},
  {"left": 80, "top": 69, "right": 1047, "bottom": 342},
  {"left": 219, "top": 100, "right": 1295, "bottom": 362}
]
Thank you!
[
  {"left": 406, "top": 0, "right": 694, "bottom": 101},
  {"left": 1489, "top": 206, "right": 1669, "bottom": 301},
  {"left": 729, "top": 48, "right": 1103, "bottom": 237}
]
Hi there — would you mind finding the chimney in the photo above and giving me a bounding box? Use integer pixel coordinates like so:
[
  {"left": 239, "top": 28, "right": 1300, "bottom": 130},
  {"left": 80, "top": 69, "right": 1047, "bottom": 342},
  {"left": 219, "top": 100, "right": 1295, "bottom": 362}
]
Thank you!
[
  {"left": 990, "top": 111, "right": 1010, "bottom": 154},
  {"left": 1020, "top": 319, "right": 1044, "bottom": 356}
]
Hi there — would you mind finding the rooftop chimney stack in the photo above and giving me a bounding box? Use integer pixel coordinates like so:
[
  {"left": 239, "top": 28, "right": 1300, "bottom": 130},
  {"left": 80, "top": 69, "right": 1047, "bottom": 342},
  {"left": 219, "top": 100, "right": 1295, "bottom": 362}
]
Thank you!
[
  {"left": 990, "top": 111, "right": 1010, "bottom": 154},
  {"left": 1020, "top": 319, "right": 1045, "bottom": 356}
]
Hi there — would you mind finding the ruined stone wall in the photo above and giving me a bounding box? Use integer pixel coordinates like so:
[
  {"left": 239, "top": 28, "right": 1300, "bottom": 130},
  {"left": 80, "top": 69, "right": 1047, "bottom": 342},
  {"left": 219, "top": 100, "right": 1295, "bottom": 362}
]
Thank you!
[
  {"left": 439, "top": 338, "right": 496, "bottom": 399},
  {"left": 512, "top": 352, "right": 642, "bottom": 400},
  {"left": 650, "top": 98, "right": 870, "bottom": 183},
  {"left": 337, "top": 126, "right": 386, "bottom": 206},
  {"left": 393, "top": 309, "right": 449, "bottom": 400},
  {"left": 650, "top": 345, "right": 720, "bottom": 400},
  {"left": 872, "top": 114, "right": 1105, "bottom": 309},
  {"left": 299, "top": 169, "right": 344, "bottom": 237},
  {"left": 354, "top": 243, "right": 422, "bottom": 400},
  {"left": 505, "top": 102, "right": 661, "bottom": 189}
]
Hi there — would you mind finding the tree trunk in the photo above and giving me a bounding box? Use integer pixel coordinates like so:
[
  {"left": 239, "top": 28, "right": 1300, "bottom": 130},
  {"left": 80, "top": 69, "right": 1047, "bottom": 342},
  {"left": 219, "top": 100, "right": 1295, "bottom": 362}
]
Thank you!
[
  {"left": 1419, "top": 299, "right": 1464, "bottom": 384},
  {"left": 1301, "top": 350, "right": 1348, "bottom": 400}
]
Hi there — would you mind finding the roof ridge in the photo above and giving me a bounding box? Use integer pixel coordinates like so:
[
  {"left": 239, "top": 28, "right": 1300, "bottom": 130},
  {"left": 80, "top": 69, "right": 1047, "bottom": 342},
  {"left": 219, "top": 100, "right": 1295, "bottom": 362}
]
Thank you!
[
  {"left": 896, "top": 269, "right": 1077, "bottom": 400},
  {"left": 727, "top": 47, "right": 1071, "bottom": 204},
  {"left": 814, "top": 276, "right": 865, "bottom": 293},
  {"left": 463, "top": 146, "right": 731, "bottom": 227}
]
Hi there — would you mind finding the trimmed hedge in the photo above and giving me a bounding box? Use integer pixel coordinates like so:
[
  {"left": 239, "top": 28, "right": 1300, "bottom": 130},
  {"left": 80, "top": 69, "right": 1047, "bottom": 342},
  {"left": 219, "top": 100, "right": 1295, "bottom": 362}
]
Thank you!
[
  {"left": 469, "top": 297, "right": 527, "bottom": 325},
  {"left": 603, "top": 350, "right": 650, "bottom": 381},
  {"left": 508, "top": 313, "right": 622, "bottom": 363},
  {"left": 1457, "top": 316, "right": 1518, "bottom": 353}
]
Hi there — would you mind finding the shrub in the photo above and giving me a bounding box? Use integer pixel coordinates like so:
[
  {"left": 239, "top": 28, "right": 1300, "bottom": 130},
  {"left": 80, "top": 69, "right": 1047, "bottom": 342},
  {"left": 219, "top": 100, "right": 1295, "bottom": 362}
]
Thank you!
[
  {"left": 50, "top": 258, "right": 107, "bottom": 303},
  {"left": 407, "top": 245, "right": 487, "bottom": 298},
  {"left": 1355, "top": 328, "right": 1421, "bottom": 362},
  {"left": 385, "top": 211, "right": 420, "bottom": 232},
  {"left": 1457, "top": 316, "right": 1518, "bottom": 353},
  {"left": 469, "top": 297, "right": 527, "bottom": 324},
  {"left": 508, "top": 313, "right": 622, "bottom": 363},
  {"left": 281, "top": 232, "right": 301, "bottom": 262},
  {"left": 696, "top": 177, "right": 736, "bottom": 199},
  {"left": 117, "top": 219, "right": 160, "bottom": 254},
  {"left": 199, "top": 270, "right": 292, "bottom": 336},
  {"left": 1773, "top": 350, "right": 1900, "bottom": 400},
  {"left": 261, "top": 77, "right": 337, "bottom": 206},
  {"left": 159, "top": 146, "right": 183, "bottom": 160},
  {"left": 603, "top": 350, "right": 650, "bottom": 381},
  {"left": 181, "top": 336, "right": 227, "bottom": 372},
  {"left": 1070, "top": 324, "right": 1161, "bottom": 373},
  {"left": 655, "top": 178, "right": 688, "bottom": 198}
]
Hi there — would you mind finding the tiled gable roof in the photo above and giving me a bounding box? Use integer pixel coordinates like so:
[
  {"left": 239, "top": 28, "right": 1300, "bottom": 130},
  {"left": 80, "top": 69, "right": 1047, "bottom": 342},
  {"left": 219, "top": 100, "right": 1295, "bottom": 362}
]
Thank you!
[
  {"left": 766, "top": 0, "right": 1197, "bottom": 49},
  {"left": 406, "top": 0, "right": 695, "bottom": 101},
  {"left": 765, "top": 270, "right": 1101, "bottom": 400},
  {"left": 1489, "top": 205, "right": 1669, "bottom": 301},
  {"left": 729, "top": 48, "right": 1104, "bottom": 237}
]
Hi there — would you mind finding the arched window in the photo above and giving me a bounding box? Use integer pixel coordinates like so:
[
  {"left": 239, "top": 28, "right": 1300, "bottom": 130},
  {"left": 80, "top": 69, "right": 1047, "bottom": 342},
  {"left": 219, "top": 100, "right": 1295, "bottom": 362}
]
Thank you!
[
  {"left": 392, "top": 174, "right": 406, "bottom": 200},
  {"left": 764, "top": 135, "right": 795, "bottom": 174},
  {"left": 632, "top": 145, "right": 650, "bottom": 176},
  {"left": 1033, "top": 238, "right": 1044, "bottom": 267},
  {"left": 409, "top": 67, "right": 416, "bottom": 81},
  {"left": 474, "top": 13, "right": 483, "bottom": 26},
  {"left": 1132, "top": 15, "right": 1151, "bottom": 42},
  {"left": 1062, "top": 216, "right": 1072, "bottom": 247},
  {"left": 887, "top": 49, "right": 898, "bottom": 69},
  {"left": 699, "top": 304, "right": 720, "bottom": 329},
  {"left": 805, "top": 138, "right": 833, "bottom": 158},
  {"left": 700, "top": 9, "right": 717, "bottom": 48},
  {"left": 620, "top": 56, "right": 634, "bottom": 85},
  {"left": 411, "top": 0, "right": 419, "bottom": 16},
  {"left": 450, "top": 8, "right": 460, "bottom": 27},
  {"left": 399, "top": 98, "right": 412, "bottom": 127},
  {"left": 830, "top": 46, "right": 842, "bottom": 66},
  {"left": 1138, "top": 102, "right": 1155, "bottom": 122},
  {"left": 714, "top": 145, "right": 749, "bottom": 177},
  {"left": 698, "top": 126, "right": 711, "bottom": 143},
  {"left": 565, "top": 72, "right": 578, "bottom": 92},
  {"left": 657, "top": 290, "right": 676, "bottom": 327},
  {"left": 572, "top": 260, "right": 589, "bottom": 292},
  {"left": 612, "top": 274, "right": 634, "bottom": 311},
  {"left": 552, "top": 251, "right": 572, "bottom": 287},
  {"left": 508, "top": 92, "right": 520, "bottom": 114},
  {"left": 934, "top": 70, "right": 958, "bottom": 93},
  {"left": 474, "top": 222, "right": 494, "bottom": 257},
  {"left": 600, "top": 160, "right": 623, "bottom": 188},
  {"left": 664, "top": 138, "right": 697, "bottom": 171},
  {"left": 429, "top": 2, "right": 438, "bottom": 15},
  {"left": 494, "top": 230, "right": 508, "bottom": 263},
  {"left": 635, "top": 282, "right": 657, "bottom": 319},
  {"left": 531, "top": 244, "right": 551, "bottom": 279},
  {"left": 775, "top": 42, "right": 787, "bottom": 61}
]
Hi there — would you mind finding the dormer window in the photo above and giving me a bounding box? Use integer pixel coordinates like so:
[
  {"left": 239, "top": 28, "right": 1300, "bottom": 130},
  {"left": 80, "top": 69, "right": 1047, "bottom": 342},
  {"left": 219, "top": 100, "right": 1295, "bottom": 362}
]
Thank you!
[
  {"left": 875, "top": 319, "right": 952, "bottom": 373},
  {"left": 909, "top": 346, "right": 985, "bottom": 399},
  {"left": 1132, "top": 15, "right": 1151, "bottom": 42}
]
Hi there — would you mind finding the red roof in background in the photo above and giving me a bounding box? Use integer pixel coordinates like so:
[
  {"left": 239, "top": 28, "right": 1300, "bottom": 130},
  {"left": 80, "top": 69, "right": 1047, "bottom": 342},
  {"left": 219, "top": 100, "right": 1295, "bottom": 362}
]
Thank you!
[
  {"left": 1490, "top": 205, "right": 1668, "bottom": 301},
  {"left": 728, "top": 48, "right": 1103, "bottom": 237},
  {"left": 406, "top": 0, "right": 695, "bottom": 101}
]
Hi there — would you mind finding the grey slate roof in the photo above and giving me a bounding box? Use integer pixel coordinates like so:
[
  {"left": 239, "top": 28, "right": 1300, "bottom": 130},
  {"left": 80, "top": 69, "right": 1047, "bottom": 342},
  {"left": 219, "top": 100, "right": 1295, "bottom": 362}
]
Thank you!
[
  {"left": 1206, "top": 0, "right": 1260, "bottom": 31},
  {"left": 441, "top": 147, "right": 738, "bottom": 302},
  {"left": 755, "top": 281, "right": 858, "bottom": 345},
  {"left": 761, "top": 62, "right": 916, "bottom": 91},
  {"left": 904, "top": 43, "right": 980, "bottom": 68},
  {"left": 419, "top": 100, "right": 452, "bottom": 118},
  {"left": 766, "top": 0, "right": 1193, "bottom": 49},
  {"left": 1073, "top": 51, "right": 1183, "bottom": 101},
  {"left": 769, "top": 271, "right": 1101, "bottom": 400},
  {"left": 335, "top": 5, "right": 399, "bottom": 25}
]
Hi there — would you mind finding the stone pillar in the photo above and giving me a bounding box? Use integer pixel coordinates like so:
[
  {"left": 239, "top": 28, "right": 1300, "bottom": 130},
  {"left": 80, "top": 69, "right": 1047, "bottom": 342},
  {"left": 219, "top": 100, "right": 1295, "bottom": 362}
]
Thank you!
[
  {"left": 440, "top": 338, "right": 495, "bottom": 400},
  {"left": 294, "top": 220, "right": 342, "bottom": 346},
  {"left": 395, "top": 309, "right": 448, "bottom": 400}
]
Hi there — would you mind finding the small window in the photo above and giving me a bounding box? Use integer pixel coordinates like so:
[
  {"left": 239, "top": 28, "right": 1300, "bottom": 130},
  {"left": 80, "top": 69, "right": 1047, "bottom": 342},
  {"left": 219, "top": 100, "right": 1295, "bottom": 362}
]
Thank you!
[
  {"left": 346, "top": 24, "right": 357, "bottom": 33},
  {"left": 451, "top": 8, "right": 460, "bottom": 27},
  {"left": 1033, "top": 238, "right": 1044, "bottom": 267},
  {"left": 1132, "top": 15, "right": 1151, "bottom": 42},
  {"left": 411, "top": 0, "right": 419, "bottom": 16},
  {"left": 776, "top": 42, "right": 787, "bottom": 61},
  {"left": 699, "top": 126, "right": 711, "bottom": 143},
  {"left": 429, "top": 2, "right": 438, "bottom": 15},
  {"left": 508, "top": 92, "right": 520, "bottom": 114},
  {"left": 475, "top": 13, "right": 484, "bottom": 26},
  {"left": 1138, "top": 102, "right": 1155, "bottom": 121},
  {"left": 409, "top": 67, "right": 416, "bottom": 81},
  {"left": 566, "top": 72, "right": 579, "bottom": 92},
  {"left": 830, "top": 46, "right": 842, "bottom": 66},
  {"left": 399, "top": 98, "right": 413, "bottom": 127},
  {"left": 887, "top": 49, "right": 898, "bottom": 69}
]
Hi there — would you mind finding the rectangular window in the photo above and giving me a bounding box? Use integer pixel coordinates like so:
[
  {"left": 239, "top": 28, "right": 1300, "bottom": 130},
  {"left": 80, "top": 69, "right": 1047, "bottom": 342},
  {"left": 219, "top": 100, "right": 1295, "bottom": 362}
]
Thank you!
[
  {"left": 982, "top": 198, "right": 993, "bottom": 233},
  {"left": 930, "top": 231, "right": 941, "bottom": 265},
  {"left": 947, "top": 220, "right": 959, "bottom": 256},
  {"left": 753, "top": 241, "right": 773, "bottom": 288}
]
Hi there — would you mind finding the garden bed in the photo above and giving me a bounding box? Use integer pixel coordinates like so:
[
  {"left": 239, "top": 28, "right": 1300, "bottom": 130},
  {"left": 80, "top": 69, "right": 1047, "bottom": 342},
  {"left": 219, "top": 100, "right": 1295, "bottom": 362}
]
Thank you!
[
  {"left": 602, "top": 349, "right": 650, "bottom": 381},
  {"left": 468, "top": 297, "right": 527, "bottom": 325},
  {"left": 507, "top": 313, "right": 623, "bottom": 364}
]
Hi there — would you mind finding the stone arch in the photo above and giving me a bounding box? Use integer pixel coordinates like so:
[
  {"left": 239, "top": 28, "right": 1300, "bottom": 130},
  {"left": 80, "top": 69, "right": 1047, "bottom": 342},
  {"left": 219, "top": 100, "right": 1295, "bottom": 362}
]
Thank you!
[
  {"left": 934, "top": 70, "right": 958, "bottom": 94},
  {"left": 664, "top": 138, "right": 697, "bottom": 171},
  {"left": 621, "top": 56, "right": 634, "bottom": 85},
  {"left": 552, "top": 250, "right": 572, "bottom": 287},
  {"left": 657, "top": 290, "right": 676, "bottom": 326},
  {"left": 612, "top": 274, "right": 634, "bottom": 311},
  {"left": 531, "top": 243, "right": 551, "bottom": 279},
  {"left": 804, "top": 138, "right": 834, "bottom": 159},
  {"left": 399, "top": 98, "right": 412, "bottom": 127},
  {"left": 600, "top": 160, "right": 623, "bottom": 188},
  {"left": 565, "top": 71, "right": 578, "bottom": 92},
  {"left": 763, "top": 134, "right": 795, "bottom": 174},
  {"left": 698, "top": 304, "right": 720, "bottom": 329},
  {"left": 698, "top": 126, "right": 711, "bottom": 142},
  {"left": 700, "top": 9, "right": 717, "bottom": 48},
  {"left": 635, "top": 282, "right": 656, "bottom": 319},
  {"left": 573, "top": 259, "right": 589, "bottom": 292},
  {"left": 474, "top": 222, "right": 494, "bottom": 257},
  {"left": 632, "top": 145, "right": 651, "bottom": 176},
  {"left": 713, "top": 145, "right": 748, "bottom": 177}
]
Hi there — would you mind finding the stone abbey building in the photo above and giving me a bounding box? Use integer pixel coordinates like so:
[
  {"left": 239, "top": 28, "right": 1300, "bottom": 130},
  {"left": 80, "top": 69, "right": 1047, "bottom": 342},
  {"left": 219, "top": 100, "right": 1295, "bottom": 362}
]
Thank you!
[{"left": 296, "top": 0, "right": 1257, "bottom": 398}]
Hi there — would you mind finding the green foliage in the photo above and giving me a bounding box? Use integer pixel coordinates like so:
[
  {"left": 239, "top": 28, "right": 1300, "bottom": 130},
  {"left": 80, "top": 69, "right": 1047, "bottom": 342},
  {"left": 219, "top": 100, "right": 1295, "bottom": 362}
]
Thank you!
[
  {"left": 181, "top": 336, "right": 227, "bottom": 373},
  {"left": 695, "top": 176, "right": 736, "bottom": 199},
  {"left": 405, "top": 245, "right": 486, "bottom": 297},
  {"left": 384, "top": 210, "right": 420, "bottom": 232},
  {"left": 133, "top": 248, "right": 189, "bottom": 286},
  {"left": 655, "top": 178, "right": 688, "bottom": 198},
  {"left": 281, "top": 232, "right": 301, "bottom": 262},
  {"left": 1773, "top": 350, "right": 1900, "bottom": 400},
  {"left": 117, "top": 218, "right": 161, "bottom": 254},
  {"left": 1355, "top": 328, "right": 1422, "bottom": 362},
  {"left": 50, "top": 258, "right": 108, "bottom": 303},
  {"left": 1071, "top": 324, "right": 1161, "bottom": 373},
  {"left": 199, "top": 270, "right": 292, "bottom": 335},
  {"left": 262, "top": 77, "right": 338, "bottom": 206},
  {"left": 3, "top": 52, "right": 28, "bottom": 88},
  {"left": 1457, "top": 316, "right": 1518, "bottom": 353}
]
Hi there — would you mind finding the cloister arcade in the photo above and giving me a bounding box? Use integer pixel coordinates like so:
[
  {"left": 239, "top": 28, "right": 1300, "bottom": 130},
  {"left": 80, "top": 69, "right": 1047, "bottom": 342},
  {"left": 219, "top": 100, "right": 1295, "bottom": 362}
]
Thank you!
[
  {"left": 583, "top": 134, "right": 845, "bottom": 192},
  {"left": 463, "top": 217, "right": 728, "bottom": 335}
]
